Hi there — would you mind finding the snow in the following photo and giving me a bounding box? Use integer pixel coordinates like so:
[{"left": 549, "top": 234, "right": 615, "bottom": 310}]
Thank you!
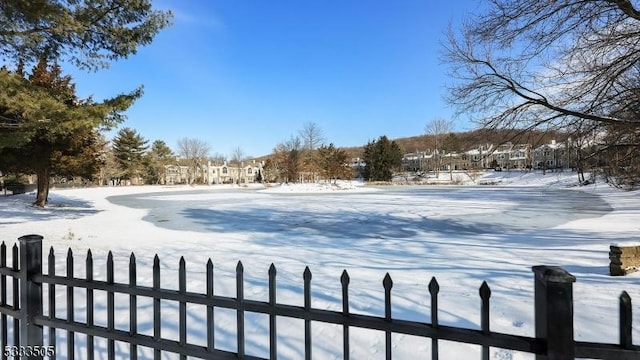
[
  {"left": 610, "top": 242, "right": 640, "bottom": 247},
  {"left": 260, "top": 180, "right": 370, "bottom": 193},
  {"left": 1, "top": 170, "right": 639, "bottom": 359}
]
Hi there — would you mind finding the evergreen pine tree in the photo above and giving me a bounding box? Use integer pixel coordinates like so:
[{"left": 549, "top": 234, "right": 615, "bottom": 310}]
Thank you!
[
  {"left": 112, "top": 128, "right": 149, "bottom": 184},
  {"left": 0, "top": 60, "right": 140, "bottom": 206},
  {"left": 362, "top": 136, "right": 402, "bottom": 181},
  {"left": 146, "top": 140, "right": 175, "bottom": 184},
  {"left": 318, "top": 143, "right": 349, "bottom": 183}
]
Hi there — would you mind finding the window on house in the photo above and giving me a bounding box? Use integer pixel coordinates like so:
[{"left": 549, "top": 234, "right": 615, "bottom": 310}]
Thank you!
[
  {"left": 247, "top": 168, "right": 253, "bottom": 174},
  {"left": 222, "top": 167, "right": 227, "bottom": 174}
]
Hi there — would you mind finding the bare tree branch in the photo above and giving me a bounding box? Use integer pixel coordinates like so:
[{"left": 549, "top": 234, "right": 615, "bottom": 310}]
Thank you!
[
  {"left": 177, "top": 138, "right": 210, "bottom": 184},
  {"left": 446, "top": 0, "right": 640, "bottom": 187}
]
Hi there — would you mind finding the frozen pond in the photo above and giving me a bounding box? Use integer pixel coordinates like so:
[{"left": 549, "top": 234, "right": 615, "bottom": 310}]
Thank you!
[
  {"left": 107, "top": 186, "right": 612, "bottom": 237},
  {"left": 3, "top": 183, "right": 636, "bottom": 359}
]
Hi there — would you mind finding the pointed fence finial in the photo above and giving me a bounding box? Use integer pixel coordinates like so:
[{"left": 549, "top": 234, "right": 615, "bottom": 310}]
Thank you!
[
  {"left": 428, "top": 277, "right": 439, "bottom": 295},
  {"left": 341, "top": 270, "right": 350, "bottom": 285},
  {"left": 479, "top": 281, "right": 491, "bottom": 299},
  {"left": 383, "top": 273, "right": 393, "bottom": 290},
  {"left": 269, "top": 263, "right": 277, "bottom": 277},
  {"left": 303, "top": 266, "right": 312, "bottom": 281}
]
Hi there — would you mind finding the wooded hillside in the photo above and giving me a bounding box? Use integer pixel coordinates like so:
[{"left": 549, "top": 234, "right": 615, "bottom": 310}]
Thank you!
[{"left": 340, "top": 129, "right": 567, "bottom": 159}]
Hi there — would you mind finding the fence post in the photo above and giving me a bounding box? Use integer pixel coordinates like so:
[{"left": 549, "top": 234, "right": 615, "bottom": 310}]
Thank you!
[
  {"left": 532, "top": 265, "right": 576, "bottom": 360},
  {"left": 19, "top": 234, "right": 44, "bottom": 357}
]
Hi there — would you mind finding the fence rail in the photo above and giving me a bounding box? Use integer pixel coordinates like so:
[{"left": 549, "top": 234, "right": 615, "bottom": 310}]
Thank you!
[{"left": 0, "top": 235, "right": 638, "bottom": 359}]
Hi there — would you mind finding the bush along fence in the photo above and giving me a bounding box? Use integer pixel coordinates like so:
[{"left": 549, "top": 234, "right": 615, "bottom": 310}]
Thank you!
[{"left": 0, "top": 235, "right": 637, "bottom": 360}]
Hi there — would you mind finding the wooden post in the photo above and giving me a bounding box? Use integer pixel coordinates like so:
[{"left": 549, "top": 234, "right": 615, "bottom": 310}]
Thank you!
[{"left": 532, "top": 266, "right": 576, "bottom": 360}]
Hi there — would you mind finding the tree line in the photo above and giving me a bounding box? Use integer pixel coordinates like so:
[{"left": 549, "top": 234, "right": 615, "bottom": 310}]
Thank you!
[
  {"left": 261, "top": 123, "right": 403, "bottom": 183},
  {"left": 107, "top": 122, "right": 404, "bottom": 186}
]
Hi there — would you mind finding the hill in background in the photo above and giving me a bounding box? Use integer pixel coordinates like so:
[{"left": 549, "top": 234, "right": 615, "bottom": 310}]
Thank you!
[{"left": 340, "top": 129, "right": 567, "bottom": 159}]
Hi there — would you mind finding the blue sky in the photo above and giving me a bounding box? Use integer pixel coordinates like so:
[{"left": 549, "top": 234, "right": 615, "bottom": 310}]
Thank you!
[{"left": 69, "top": 0, "right": 481, "bottom": 158}]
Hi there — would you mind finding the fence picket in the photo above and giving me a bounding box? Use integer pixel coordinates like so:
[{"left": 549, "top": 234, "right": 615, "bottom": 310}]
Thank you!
[
  {"left": 480, "top": 281, "right": 491, "bottom": 360},
  {"left": 341, "top": 270, "right": 350, "bottom": 360},
  {"left": 67, "top": 249, "right": 75, "bottom": 359},
  {"left": 268, "top": 263, "right": 277, "bottom": 360},
  {"left": 236, "top": 261, "right": 245, "bottom": 358},
  {"left": 86, "top": 250, "right": 94, "bottom": 360},
  {"left": 0, "top": 243, "right": 6, "bottom": 360},
  {"left": 179, "top": 257, "right": 187, "bottom": 360},
  {"left": 107, "top": 251, "right": 115, "bottom": 360},
  {"left": 206, "top": 259, "right": 214, "bottom": 353},
  {"left": 303, "top": 266, "right": 312, "bottom": 360},
  {"left": 48, "top": 248, "right": 56, "bottom": 360},
  {"left": 11, "top": 244, "right": 18, "bottom": 348},
  {"left": 130, "top": 253, "right": 138, "bottom": 360},
  {"left": 383, "top": 273, "right": 393, "bottom": 360},
  {"left": 428, "top": 277, "right": 439, "bottom": 360},
  {"left": 153, "top": 255, "right": 161, "bottom": 360}
]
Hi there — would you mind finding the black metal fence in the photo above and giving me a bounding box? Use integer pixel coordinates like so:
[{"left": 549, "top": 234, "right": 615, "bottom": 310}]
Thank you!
[{"left": 0, "top": 235, "right": 638, "bottom": 359}]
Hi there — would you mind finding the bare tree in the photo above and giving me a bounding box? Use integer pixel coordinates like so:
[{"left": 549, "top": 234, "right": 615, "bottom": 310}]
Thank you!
[
  {"left": 298, "top": 122, "right": 325, "bottom": 182},
  {"left": 425, "top": 118, "right": 453, "bottom": 178},
  {"left": 445, "top": 0, "right": 640, "bottom": 186},
  {"left": 299, "top": 121, "right": 325, "bottom": 151},
  {"left": 98, "top": 140, "right": 122, "bottom": 186},
  {"left": 230, "top": 146, "right": 245, "bottom": 184},
  {"left": 177, "top": 138, "right": 210, "bottom": 184},
  {"left": 210, "top": 152, "right": 227, "bottom": 165}
]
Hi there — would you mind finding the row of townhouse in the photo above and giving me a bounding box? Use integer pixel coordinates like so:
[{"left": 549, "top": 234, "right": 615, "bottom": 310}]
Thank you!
[
  {"left": 400, "top": 139, "right": 577, "bottom": 172},
  {"left": 161, "top": 140, "right": 575, "bottom": 185},
  {"left": 164, "top": 160, "right": 264, "bottom": 185}
]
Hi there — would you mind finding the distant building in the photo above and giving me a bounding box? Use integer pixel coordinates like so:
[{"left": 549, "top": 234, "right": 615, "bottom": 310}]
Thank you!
[
  {"left": 465, "top": 144, "right": 493, "bottom": 169},
  {"left": 401, "top": 142, "right": 533, "bottom": 172},
  {"left": 165, "top": 159, "right": 263, "bottom": 184},
  {"left": 350, "top": 157, "right": 366, "bottom": 178},
  {"left": 532, "top": 140, "right": 574, "bottom": 171}
]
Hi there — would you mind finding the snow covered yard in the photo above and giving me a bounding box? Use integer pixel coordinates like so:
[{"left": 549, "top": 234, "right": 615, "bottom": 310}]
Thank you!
[{"left": 0, "top": 172, "right": 638, "bottom": 359}]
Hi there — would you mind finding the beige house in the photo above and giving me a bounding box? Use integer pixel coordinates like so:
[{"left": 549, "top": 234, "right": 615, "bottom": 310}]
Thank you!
[
  {"left": 165, "top": 160, "right": 263, "bottom": 184},
  {"left": 206, "top": 161, "right": 262, "bottom": 184}
]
